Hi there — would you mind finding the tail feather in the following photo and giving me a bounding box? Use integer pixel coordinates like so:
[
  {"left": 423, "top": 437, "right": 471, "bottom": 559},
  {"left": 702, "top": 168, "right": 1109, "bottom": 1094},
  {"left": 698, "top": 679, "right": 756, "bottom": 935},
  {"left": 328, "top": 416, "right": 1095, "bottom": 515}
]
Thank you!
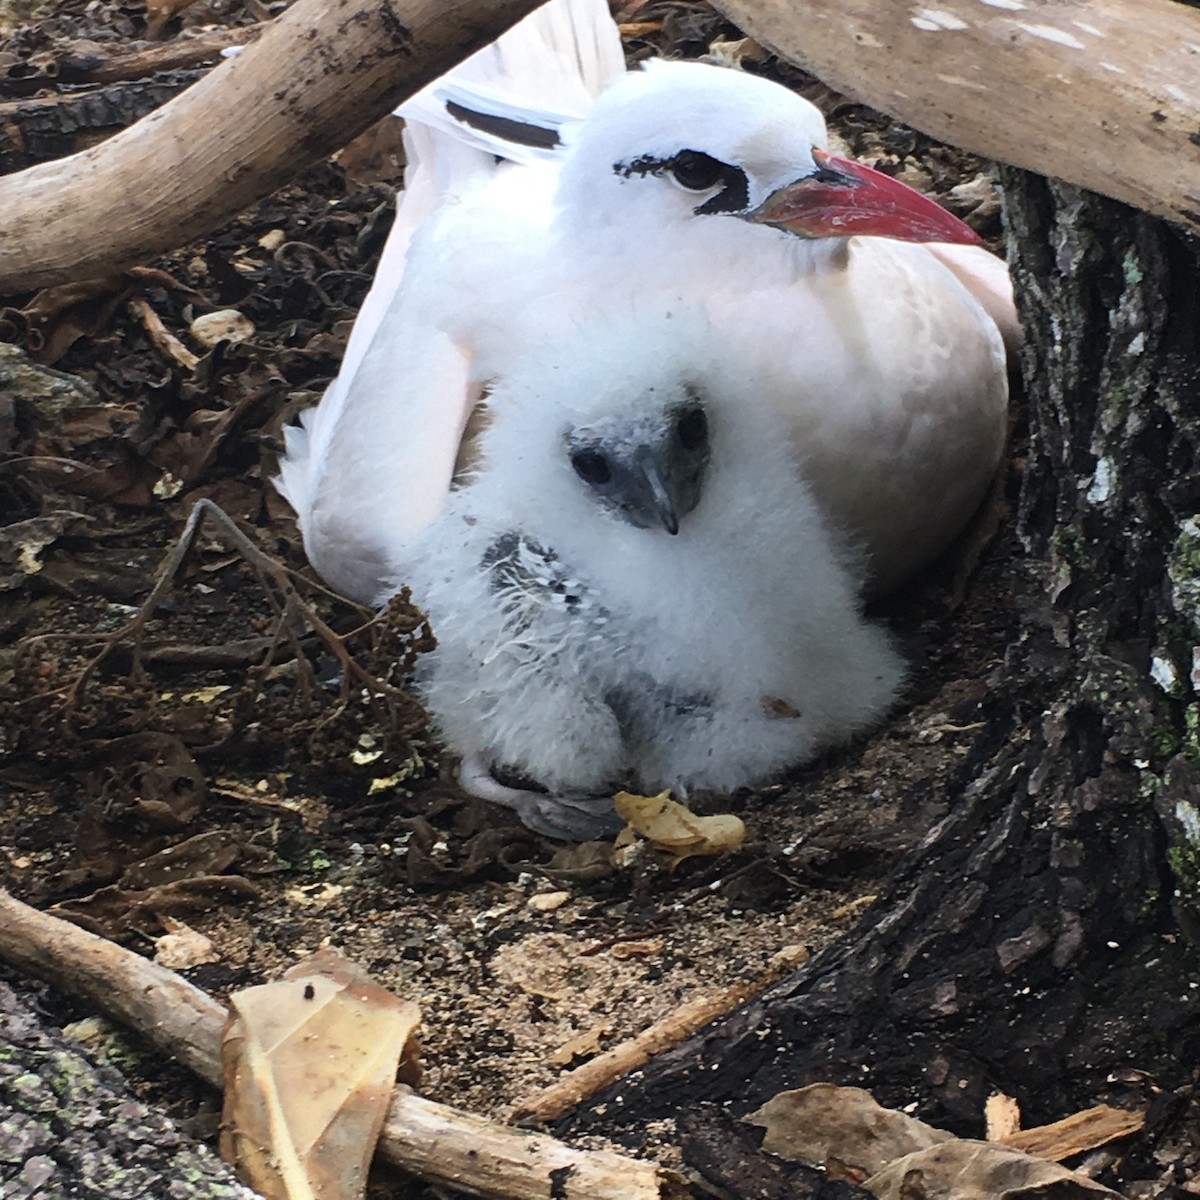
[{"left": 397, "top": 0, "right": 623, "bottom": 164}]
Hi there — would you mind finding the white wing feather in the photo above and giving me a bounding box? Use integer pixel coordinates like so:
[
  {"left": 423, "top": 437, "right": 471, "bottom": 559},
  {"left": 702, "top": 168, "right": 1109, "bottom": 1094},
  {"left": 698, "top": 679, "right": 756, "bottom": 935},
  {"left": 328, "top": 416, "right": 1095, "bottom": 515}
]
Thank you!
[{"left": 277, "top": 0, "right": 621, "bottom": 600}]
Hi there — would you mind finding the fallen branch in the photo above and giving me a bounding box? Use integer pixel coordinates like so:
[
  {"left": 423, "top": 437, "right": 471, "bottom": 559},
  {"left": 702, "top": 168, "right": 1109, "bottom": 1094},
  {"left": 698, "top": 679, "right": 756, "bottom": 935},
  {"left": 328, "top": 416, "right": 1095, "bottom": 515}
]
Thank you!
[
  {"left": 10, "top": 24, "right": 260, "bottom": 87},
  {"left": 0, "top": 76, "right": 200, "bottom": 174},
  {"left": 0, "top": 0, "right": 543, "bottom": 293},
  {"left": 711, "top": 0, "right": 1200, "bottom": 234},
  {"left": 515, "top": 945, "right": 809, "bottom": 1124},
  {"left": 0, "top": 888, "right": 688, "bottom": 1200}
]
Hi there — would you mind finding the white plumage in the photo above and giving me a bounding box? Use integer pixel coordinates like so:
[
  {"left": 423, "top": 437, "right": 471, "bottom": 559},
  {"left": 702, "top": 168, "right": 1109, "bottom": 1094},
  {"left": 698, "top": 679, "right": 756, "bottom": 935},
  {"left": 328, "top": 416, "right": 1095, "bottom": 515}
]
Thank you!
[
  {"left": 397, "top": 312, "right": 904, "bottom": 838},
  {"left": 275, "top": 0, "right": 1012, "bottom": 606}
]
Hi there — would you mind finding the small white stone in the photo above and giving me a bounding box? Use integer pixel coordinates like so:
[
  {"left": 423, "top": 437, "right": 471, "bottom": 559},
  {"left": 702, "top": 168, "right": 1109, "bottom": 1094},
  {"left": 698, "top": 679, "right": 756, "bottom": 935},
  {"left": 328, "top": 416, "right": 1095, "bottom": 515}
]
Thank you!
[{"left": 190, "top": 308, "right": 255, "bottom": 348}]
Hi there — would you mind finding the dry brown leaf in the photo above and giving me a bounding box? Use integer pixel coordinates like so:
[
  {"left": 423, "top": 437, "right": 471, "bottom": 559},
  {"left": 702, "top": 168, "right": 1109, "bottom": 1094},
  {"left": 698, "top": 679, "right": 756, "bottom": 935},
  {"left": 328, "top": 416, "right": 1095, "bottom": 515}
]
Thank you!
[
  {"left": 746, "top": 1084, "right": 951, "bottom": 1182},
  {"left": 986, "top": 1092, "right": 1023, "bottom": 1142},
  {"left": 613, "top": 789, "right": 745, "bottom": 861},
  {"left": 865, "top": 1139, "right": 1124, "bottom": 1199},
  {"left": 549, "top": 1021, "right": 611, "bottom": 1068},
  {"left": 542, "top": 839, "right": 615, "bottom": 881},
  {"left": 220, "top": 948, "right": 421, "bottom": 1200},
  {"left": 49, "top": 875, "right": 260, "bottom": 942}
]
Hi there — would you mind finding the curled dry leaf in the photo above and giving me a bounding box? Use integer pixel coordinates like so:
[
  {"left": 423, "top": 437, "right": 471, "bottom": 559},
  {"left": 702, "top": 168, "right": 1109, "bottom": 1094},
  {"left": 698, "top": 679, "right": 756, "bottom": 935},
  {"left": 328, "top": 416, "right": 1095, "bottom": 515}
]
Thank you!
[
  {"left": 49, "top": 875, "right": 260, "bottom": 943},
  {"left": 90, "top": 731, "right": 207, "bottom": 830},
  {"left": 864, "top": 1139, "right": 1124, "bottom": 1199},
  {"left": 221, "top": 948, "right": 421, "bottom": 1200},
  {"left": 0, "top": 512, "right": 97, "bottom": 587},
  {"left": 613, "top": 790, "right": 745, "bottom": 861},
  {"left": 746, "top": 1083, "right": 951, "bottom": 1183},
  {"left": 748, "top": 1085, "right": 1129, "bottom": 1199}
]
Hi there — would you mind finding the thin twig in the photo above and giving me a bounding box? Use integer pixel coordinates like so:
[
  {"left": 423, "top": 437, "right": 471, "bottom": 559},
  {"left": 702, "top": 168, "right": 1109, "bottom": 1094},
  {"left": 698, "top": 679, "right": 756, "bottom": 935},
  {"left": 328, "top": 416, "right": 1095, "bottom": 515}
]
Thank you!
[
  {"left": 514, "top": 945, "right": 810, "bottom": 1124},
  {"left": 67, "top": 499, "right": 408, "bottom": 708}
]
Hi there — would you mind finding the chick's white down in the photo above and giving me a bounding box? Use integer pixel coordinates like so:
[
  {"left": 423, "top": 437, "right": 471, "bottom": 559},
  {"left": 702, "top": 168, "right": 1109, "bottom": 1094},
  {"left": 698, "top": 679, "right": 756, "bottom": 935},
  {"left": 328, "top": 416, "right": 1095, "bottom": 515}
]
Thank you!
[{"left": 395, "top": 314, "right": 905, "bottom": 804}]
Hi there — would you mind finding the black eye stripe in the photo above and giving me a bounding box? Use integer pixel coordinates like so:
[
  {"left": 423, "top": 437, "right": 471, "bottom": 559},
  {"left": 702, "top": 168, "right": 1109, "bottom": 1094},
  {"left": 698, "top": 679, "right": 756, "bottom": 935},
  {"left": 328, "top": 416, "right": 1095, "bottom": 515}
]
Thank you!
[
  {"left": 693, "top": 172, "right": 749, "bottom": 215},
  {"left": 614, "top": 152, "right": 750, "bottom": 215}
]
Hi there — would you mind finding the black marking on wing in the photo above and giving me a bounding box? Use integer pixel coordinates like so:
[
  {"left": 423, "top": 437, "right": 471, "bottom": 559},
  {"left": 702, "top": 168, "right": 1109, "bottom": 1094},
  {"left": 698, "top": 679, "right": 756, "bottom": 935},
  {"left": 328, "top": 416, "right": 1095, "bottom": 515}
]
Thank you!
[{"left": 445, "top": 101, "right": 561, "bottom": 150}]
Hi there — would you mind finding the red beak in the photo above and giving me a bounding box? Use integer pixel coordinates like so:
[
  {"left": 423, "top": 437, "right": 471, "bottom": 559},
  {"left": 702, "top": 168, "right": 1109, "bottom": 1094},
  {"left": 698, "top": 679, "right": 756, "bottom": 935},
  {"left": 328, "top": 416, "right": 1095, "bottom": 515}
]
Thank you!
[{"left": 744, "top": 148, "right": 983, "bottom": 246}]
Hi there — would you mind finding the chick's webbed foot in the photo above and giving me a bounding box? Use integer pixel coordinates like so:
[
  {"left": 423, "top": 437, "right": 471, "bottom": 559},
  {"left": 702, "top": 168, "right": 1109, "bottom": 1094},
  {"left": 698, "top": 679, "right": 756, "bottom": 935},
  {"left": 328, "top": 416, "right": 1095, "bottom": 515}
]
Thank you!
[{"left": 459, "top": 754, "right": 624, "bottom": 840}]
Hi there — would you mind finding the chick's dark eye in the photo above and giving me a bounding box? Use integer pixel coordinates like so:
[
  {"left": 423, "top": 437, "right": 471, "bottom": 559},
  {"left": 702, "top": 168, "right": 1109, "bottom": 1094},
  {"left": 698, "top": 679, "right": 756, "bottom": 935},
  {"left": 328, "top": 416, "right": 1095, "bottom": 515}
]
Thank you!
[
  {"left": 571, "top": 448, "right": 612, "bottom": 485},
  {"left": 669, "top": 150, "right": 727, "bottom": 191},
  {"left": 675, "top": 407, "right": 708, "bottom": 451}
]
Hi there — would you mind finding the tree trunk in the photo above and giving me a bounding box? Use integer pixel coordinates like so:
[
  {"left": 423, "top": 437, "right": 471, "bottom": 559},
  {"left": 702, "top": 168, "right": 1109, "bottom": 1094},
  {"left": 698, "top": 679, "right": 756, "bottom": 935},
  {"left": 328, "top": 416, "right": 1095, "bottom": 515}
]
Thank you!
[
  {"left": 0, "top": 977, "right": 257, "bottom": 1199},
  {"left": 557, "top": 176, "right": 1200, "bottom": 1138}
]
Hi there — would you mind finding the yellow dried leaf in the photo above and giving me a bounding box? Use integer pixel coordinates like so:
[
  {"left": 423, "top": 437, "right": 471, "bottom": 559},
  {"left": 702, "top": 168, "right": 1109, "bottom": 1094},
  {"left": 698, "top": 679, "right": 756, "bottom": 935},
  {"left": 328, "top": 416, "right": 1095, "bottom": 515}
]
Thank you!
[
  {"left": 613, "top": 790, "right": 745, "bottom": 860},
  {"left": 220, "top": 948, "right": 421, "bottom": 1200}
]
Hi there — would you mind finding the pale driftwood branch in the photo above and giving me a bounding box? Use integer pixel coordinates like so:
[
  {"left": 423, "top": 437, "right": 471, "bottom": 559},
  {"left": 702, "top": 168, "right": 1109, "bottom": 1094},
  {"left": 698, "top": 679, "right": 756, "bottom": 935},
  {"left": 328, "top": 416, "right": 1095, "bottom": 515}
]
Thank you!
[
  {"left": 514, "top": 946, "right": 808, "bottom": 1124},
  {"left": 0, "top": 889, "right": 687, "bottom": 1200},
  {"left": 711, "top": 0, "right": 1200, "bottom": 234},
  {"left": 0, "top": 0, "right": 542, "bottom": 294}
]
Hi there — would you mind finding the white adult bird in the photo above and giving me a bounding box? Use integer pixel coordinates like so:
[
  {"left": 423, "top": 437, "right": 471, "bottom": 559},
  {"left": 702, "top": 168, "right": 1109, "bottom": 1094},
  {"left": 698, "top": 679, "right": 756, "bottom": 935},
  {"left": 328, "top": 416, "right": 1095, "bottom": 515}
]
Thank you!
[
  {"left": 397, "top": 311, "right": 905, "bottom": 838},
  {"left": 275, "top": 0, "right": 1012, "bottom": 605}
]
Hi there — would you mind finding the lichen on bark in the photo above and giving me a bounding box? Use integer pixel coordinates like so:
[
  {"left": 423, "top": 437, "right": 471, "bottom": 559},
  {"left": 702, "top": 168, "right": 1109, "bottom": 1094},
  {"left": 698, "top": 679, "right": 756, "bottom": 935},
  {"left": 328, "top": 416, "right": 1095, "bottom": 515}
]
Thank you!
[{"left": 0, "top": 979, "right": 257, "bottom": 1200}]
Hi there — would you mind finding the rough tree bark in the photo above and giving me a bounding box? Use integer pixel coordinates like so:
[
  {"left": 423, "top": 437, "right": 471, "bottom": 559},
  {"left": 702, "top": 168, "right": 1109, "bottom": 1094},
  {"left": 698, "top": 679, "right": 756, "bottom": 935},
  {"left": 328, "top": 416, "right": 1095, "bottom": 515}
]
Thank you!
[
  {"left": 711, "top": 0, "right": 1200, "bottom": 235},
  {"left": 559, "top": 177, "right": 1200, "bottom": 1137},
  {"left": 0, "top": 978, "right": 256, "bottom": 1200}
]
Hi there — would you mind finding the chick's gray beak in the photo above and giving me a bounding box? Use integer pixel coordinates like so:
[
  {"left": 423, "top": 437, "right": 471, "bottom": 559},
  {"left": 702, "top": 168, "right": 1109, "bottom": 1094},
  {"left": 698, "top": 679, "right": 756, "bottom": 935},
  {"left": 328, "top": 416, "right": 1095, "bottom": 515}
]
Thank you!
[{"left": 633, "top": 445, "right": 681, "bottom": 535}]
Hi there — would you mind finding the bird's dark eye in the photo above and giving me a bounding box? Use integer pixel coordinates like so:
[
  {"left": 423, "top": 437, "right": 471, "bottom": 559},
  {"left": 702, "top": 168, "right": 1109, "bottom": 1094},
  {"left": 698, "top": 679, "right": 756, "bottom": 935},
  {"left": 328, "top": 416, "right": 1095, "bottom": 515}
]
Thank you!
[
  {"left": 669, "top": 150, "right": 728, "bottom": 191},
  {"left": 571, "top": 448, "right": 612, "bottom": 485},
  {"left": 675, "top": 406, "right": 708, "bottom": 451}
]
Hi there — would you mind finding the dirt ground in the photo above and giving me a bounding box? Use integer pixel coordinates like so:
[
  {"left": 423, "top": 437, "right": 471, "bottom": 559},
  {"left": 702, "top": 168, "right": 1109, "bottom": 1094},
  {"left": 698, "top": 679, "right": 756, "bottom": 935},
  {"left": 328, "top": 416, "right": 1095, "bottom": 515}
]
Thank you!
[{"left": 3, "top": 0, "right": 1149, "bottom": 1195}]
